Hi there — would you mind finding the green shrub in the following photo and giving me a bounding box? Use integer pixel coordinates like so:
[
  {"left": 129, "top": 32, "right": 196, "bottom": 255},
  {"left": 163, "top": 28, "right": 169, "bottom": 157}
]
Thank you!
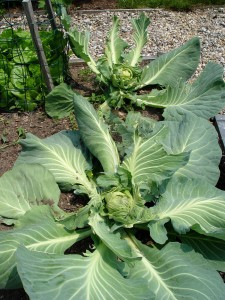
[
  {"left": 0, "top": 28, "right": 67, "bottom": 111},
  {"left": 117, "top": 0, "right": 225, "bottom": 10}
]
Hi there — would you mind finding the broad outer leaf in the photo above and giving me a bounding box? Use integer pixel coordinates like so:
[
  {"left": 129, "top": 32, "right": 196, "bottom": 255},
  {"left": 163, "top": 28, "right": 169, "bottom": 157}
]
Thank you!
[
  {"left": 45, "top": 83, "right": 75, "bottom": 119},
  {"left": 138, "top": 62, "right": 225, "bottom": 119},
  {"left": 0, "top": 207, "right": 91, "bottom": 289},
  {"left": 74, "top": 94, "right": 120, "bottom": 173},
  {"left": 0, "top": 164, "right": 60, "bottom": 223},
  {"left": 124, "top": 13, "right": 150, "bottom": 67},
  {"left": 161, "top": 111, "right": 221, "bottom": 185},
  {"left": 61, "top": 6, "right": 71, "bottom": 31},
  {"left": 16, "top": 243, "right": 151, "bottom": 300},
  {"left": 149, "top": 177, "right": 225, "bottom": 244},
  {"left": 138, "top": 37, "right": 200, "bottom": 88},
  {"left": 89, "top": 213, "right": 141, "bottom": 261},
  {"left": 105, "top": 16, "right": 128, "bottom": 67},
  {"left": 16, "top": 130, "right": 93, "bottom": 193},
  {"left": 15, "top": 205, "right": 64, "bottom": 229},
  {"left": 113, "top": 111, "right": 156, "bottom": 154},
  {"left": 67, "top": 29, "right": 99, "bottom": 74},
  {"left": 122, "top": 126, "right": 189, "bottom": 185},
  {"left": 180, "top": 230, "right": 225, "bottom": 272},
  {"left": 128, "top": 239, "right": 225, "bottom": 300}
]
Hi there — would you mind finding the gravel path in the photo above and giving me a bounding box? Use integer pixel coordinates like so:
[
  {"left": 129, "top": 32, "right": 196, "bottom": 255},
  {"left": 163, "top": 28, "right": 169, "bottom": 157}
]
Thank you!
[{"left": 71, "top": 7, "right": 225, "bottom": 78}]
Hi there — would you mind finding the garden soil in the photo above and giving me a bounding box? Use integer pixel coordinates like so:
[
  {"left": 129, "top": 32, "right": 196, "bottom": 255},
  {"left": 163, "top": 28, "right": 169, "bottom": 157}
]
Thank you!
[
  {"left": 69, "top": 0, "right": 118, "bottom": 10},
  {"left": 0, "top": 1, "right": 225, "bottom": 298}
]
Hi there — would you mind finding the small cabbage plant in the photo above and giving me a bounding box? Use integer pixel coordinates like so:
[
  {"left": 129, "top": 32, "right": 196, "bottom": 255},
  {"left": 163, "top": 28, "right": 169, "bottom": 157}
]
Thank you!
[
  {"left": 45, "top": 12, "right": 225, "bottom": 119},
  {"left": 1, "top": 94, "right": 225, "bottom": 299},
  {"left": 67, "top": 12, "right": 202, "bottom": 109}
]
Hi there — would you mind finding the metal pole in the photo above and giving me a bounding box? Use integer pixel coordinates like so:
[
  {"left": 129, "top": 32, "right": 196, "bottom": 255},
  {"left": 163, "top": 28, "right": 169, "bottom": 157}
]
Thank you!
[
  {"left": 22, "top": 0, "right": 54, "bottom": 92},
  {"left": 44, "top": 0, "right": 57, "bottom": 31}
]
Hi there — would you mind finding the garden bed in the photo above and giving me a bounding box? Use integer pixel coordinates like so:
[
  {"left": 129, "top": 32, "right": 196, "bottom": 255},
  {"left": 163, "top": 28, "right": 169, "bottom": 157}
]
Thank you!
[
  {"left": 1, "top": 62, "right": 225, "bottom": 298},
  {"left": 1, "top": 2, "right": 225, "bottom": 299}
]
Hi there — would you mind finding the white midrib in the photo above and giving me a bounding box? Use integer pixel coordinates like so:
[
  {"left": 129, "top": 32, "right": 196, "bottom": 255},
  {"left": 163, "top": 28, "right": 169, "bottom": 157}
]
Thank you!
[
  {"left": 123, "top": 128, "right": 164, "bottom": 178},
  {"left": 37, "top": 141, "right": 92, "bottom": 192},
  {"left": 1, "top": 188, "right": 30, "bottom": 214},
  {"left": 110, "top": 21, "right": 118, "bottom": 64},
  {"left": 127, "top": 234, "right": 178, "bottom": 300},
  {"left": 130, "top": 31, "right": 145, "bottom": 67},
  {"left": 141, "top": 46, "right": 190, "bottom": 87},
  {"left": 27, "top": 231, "right": 85, "bottom": 250},
  {"left": 123, "top": 137, "right": 142, "bottom": 178},
  {"left": 80, "top": 32, "right": 99, "bottom": 75},
  {"left": 141, "top": 255, "right": 177, "bottom": 300},
  {"left": 126, "top": 236, "right": 177, "bottom": 300},
  {"left": 90, "top": 111, "right": 119, "bottom": 172},
  {"left": 159, "top": 199, "right": 225, "bottom": 221},
  {"left": 85, "top": 248, "right": 102, "bottom": 300},
  {"left": 137, "top": 82, "right": 208, "bottom": 109}
]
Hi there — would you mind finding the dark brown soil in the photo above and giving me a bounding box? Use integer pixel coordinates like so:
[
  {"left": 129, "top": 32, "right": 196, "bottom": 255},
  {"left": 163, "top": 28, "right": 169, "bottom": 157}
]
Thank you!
[
  {"left": 69, "top": 0, "right": 118, "bottom": 10},
  {"left": 0, "top": 110, "right": 72, "bottom": 176}
]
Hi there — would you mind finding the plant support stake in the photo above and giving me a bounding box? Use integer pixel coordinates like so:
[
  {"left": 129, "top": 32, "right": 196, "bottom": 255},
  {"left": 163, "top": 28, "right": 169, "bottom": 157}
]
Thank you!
[
  {"left": 22, "top": 0, "right": 54, "bottom": 92},
  {"left": 44, "top": 0, "right": 57, "bottom": 31}
]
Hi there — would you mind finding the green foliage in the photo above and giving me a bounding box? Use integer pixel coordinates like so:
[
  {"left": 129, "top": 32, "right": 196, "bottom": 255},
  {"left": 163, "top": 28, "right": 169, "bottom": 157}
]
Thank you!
[
  {"left": 1, "top": 93, "right": 225, "bottom": 297},
  {"left": 38, "top": 0, "right": 72, "bottom": 9},
  {"left": 0, "top": 28, "right": 67, "bottom": 111},
  {"left": 117, "top": 0, "right": 225, "bottom": 10},
  {"left": 0, "top": 3, "right": 6, "bottom": 15},
  {"left": 0, "top": 125, "right": 26, "bottom": 150},
  {"left": 78, "top": 66, "right": 95, "bottom": 80}
]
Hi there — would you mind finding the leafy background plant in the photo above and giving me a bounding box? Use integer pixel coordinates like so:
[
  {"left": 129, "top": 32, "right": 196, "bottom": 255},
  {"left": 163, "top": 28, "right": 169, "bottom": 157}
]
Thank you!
[
  {"left": 117, "top": 0, "right": 225, "bottom": 10},
  {"left": 0, "top": 28, "right": 67, "bottom": 111}
]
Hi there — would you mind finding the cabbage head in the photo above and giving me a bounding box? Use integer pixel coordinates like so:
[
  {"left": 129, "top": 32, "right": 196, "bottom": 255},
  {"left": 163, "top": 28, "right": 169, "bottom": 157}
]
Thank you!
[
  {"left": 105, "top": 190, "right": 135, "bottom": 223},
  {"left": 111, "top": 65, "right": 141, "bottom": 90}
]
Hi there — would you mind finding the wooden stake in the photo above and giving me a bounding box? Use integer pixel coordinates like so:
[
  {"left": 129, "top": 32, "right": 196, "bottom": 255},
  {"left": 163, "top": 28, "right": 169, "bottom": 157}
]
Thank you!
[
  {"left": 22, "top": 0, "right": 54, "bottom": 92},
  {"left": 44, "top": 0, "right": 57, "bottom": 31}
]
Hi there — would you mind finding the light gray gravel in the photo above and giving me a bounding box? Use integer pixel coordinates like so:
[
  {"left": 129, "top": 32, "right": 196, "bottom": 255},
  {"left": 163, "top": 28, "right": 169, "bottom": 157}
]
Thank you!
[{"left": 71, "top": 7, "right": 225, "bottom": 78}]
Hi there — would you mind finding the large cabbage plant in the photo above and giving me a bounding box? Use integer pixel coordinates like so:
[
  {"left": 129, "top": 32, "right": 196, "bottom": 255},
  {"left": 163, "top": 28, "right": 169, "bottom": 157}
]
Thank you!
[{"left": 1, "top": 93, "right": 225, "bottom": 299}]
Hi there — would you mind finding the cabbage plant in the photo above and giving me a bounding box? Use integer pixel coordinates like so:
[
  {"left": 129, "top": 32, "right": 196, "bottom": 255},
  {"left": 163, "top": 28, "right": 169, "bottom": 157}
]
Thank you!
[
  {"left": 68, "top": 13, "right": 210, "bottom": 107},
  {"left": 67, "top": 12, "right": 202, "bottom": 109},
  {"left": 45, "top": 12, "right": 225, "bottom": 119},
  {"left": 1, "top": 95, "right": 225, "bottom": 299}
]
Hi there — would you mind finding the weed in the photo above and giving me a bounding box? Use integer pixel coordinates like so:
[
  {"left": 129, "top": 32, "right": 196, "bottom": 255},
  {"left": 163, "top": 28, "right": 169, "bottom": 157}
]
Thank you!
[
  {"left": 78, "top": 67, "right": 95, "bottom": 80},
  {"left": 68, "top": 113, "right": 78, "bottom": 130},
  {"left": 1, "top": 130, "right": 8, "bottom": 144},
  {"left": 0, "top": 126, "right": 26, "bottom": 150}
]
